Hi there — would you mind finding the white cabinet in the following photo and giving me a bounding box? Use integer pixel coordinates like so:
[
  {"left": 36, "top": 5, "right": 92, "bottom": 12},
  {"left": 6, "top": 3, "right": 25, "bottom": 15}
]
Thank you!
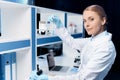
[
  {"left": 0, "top": 1, "right": 32, "bottom": 53},
  {"left": 0, "top": 1, "right": 31, "bottom": 42},
  {"left": 36, "top": 7, "right": 84, "bottom": 46},
  {"left": 0, "top": 1, "right": 34, "bottom": 80}
]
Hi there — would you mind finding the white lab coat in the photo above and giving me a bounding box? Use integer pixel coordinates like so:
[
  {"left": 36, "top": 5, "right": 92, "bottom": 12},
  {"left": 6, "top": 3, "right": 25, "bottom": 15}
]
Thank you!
[{"left": 48, "top": 27, "right": 116, "bottom": 80}]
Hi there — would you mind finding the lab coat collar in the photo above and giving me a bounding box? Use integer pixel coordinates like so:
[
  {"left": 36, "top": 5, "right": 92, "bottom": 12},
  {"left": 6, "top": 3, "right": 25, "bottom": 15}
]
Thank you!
[{"left": 90, "top": 31, "right": 112, "bottom": 45}]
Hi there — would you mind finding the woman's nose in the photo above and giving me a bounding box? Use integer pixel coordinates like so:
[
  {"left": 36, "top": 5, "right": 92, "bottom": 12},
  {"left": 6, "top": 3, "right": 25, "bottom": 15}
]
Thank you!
[{"left": 84, "top": 22, "right": 90, "bottom": 28}]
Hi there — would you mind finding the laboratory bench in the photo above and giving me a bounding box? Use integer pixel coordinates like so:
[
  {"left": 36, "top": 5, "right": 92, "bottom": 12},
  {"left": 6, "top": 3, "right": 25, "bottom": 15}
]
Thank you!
[{"left": 37, "top": 53, "right": 80, "bottom": 76}]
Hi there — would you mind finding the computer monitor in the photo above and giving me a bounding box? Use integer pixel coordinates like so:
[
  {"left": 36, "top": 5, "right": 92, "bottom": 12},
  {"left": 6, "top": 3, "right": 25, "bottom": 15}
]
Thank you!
[{"left": 37, "top": 42, "right": 63, "bottom": 57}]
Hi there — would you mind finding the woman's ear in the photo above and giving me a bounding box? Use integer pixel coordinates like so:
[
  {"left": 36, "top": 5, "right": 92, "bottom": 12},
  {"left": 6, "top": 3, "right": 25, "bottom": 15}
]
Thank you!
[{"left": 101, "top": 17, "right": 107, "bottom": 26}]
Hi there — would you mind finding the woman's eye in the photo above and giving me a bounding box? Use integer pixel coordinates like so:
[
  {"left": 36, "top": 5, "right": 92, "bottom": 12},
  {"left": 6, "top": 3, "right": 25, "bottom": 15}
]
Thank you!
[
  {"left": 90, "top": 18, "right": 94, "bottom": 21},
  {"left": 83, "top": 20, "right": 86, "bottom": 23}
]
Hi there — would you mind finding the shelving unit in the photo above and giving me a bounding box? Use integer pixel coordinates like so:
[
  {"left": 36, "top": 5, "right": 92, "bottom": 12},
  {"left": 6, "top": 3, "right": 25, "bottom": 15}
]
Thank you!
[
  {"left": 0, "top": 1, "right": 31, "bottom": 51},
  {"left": 0, "top": 1, "right": 84, "bottom": 80},
  {"left": 0, "top": 1, "right": 34, "bottom": 80},
  {"left": 36, "top": 7, "right": 84, "bottom": 46}
]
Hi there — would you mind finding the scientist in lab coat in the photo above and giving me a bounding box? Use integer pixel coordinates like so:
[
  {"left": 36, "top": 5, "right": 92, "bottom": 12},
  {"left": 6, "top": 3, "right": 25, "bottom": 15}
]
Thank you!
[{"left": 29, "top": 5, "right": 116, "bottom": 80}]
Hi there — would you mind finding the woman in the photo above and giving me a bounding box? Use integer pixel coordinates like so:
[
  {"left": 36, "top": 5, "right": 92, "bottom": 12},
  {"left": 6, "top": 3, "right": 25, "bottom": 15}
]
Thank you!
[{"left": 30, "top": 5, "right": 116, "bottom": 80}]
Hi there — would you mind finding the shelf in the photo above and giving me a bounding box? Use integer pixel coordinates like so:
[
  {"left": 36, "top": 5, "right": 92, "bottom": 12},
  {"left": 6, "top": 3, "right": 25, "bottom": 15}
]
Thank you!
[
  {"left": 37, "top": 36, "right": 61, "bottom": 45},
  {"left": 0, "top": 1, "right": 31, "bottom": 42},
  {"left": 0, "top": 39, "right": 30, "bottom": 53},
  {"left": 37, "top": 33, "right": 83, "bottom": 46}
]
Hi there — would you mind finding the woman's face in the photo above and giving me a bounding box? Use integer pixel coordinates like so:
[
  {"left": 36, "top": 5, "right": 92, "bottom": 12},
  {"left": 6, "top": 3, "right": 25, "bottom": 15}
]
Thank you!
[{"left": 83, "top": 10, "right": 106, "bottom": 36}]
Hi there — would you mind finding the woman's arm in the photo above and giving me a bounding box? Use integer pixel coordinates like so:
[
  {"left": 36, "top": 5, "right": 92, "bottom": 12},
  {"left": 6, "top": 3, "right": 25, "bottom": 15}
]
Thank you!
[{"left": 55, "top": 27, "right": 89, "bottom": 51}]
